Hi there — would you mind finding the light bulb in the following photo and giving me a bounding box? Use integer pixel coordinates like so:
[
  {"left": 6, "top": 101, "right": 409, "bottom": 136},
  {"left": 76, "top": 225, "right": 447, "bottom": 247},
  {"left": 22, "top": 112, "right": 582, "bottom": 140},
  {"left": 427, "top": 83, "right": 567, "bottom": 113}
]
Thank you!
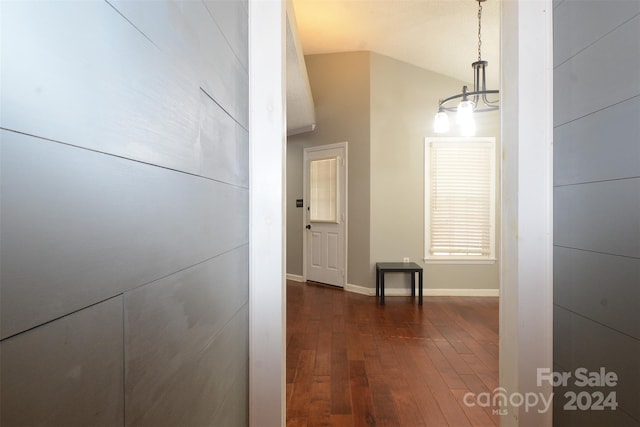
[
  {"left": 433, "top": 111, "right": 450, "bottom": 133},
  {"left": 457, "top": 100, "right": 475, "bottom": 125}
]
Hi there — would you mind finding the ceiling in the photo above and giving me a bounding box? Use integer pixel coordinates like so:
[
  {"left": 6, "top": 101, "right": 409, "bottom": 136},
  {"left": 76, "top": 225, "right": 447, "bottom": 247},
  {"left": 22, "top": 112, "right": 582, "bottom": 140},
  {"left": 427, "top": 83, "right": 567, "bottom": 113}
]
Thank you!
[{"left": 286, "top": 0, "right": 500, "bottom": 134}]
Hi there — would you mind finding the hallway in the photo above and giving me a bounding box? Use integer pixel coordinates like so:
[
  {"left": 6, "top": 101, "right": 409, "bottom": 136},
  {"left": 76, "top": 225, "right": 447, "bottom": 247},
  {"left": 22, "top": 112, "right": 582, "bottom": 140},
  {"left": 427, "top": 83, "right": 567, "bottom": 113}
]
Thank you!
[{"left": 286, "top": 280, "right": 499, "bottom": 426}]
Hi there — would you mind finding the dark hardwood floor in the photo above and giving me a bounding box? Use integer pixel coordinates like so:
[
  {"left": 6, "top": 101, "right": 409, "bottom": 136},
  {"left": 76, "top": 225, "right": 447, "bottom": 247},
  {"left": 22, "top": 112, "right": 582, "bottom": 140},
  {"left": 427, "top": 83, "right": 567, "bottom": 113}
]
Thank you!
[{"left": 286, "top": 280, "right": 499, "bottom": 427}]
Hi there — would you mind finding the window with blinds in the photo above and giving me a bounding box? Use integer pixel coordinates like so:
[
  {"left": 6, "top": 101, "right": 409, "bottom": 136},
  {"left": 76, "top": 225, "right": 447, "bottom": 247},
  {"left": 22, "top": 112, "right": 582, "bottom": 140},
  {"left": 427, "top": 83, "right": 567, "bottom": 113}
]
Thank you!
[{"left": 424, "top": 137, "right": 496, "bottom": 261}]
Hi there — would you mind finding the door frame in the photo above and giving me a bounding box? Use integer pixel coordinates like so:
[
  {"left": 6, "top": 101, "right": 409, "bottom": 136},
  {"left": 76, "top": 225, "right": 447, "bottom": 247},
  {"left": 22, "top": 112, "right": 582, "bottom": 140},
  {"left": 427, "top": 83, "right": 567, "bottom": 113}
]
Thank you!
[
  {"left": 302, "top": 142, "right": 348, "bottom": 287},
  {"left": 248, "top": 1, "right": 286, "bottom": 426},
  {"left": 248, "top": 0, "right": 554, "bottom": 425},
  {"left": 499, "top": 1, "right": 553, "bottom": 426}
]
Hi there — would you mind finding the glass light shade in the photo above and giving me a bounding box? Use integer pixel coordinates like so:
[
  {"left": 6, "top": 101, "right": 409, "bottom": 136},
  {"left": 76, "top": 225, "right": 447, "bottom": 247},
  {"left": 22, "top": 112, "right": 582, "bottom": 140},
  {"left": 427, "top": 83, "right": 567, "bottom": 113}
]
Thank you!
[
  {"left": 457, "top": 100, "right": 475, "bottom": 125},
  {"left": 460, "top": 117, "right": 476, "bottom": 136},
  {"left": 433, "top": 111, "right": 450, "bottom": 133}
]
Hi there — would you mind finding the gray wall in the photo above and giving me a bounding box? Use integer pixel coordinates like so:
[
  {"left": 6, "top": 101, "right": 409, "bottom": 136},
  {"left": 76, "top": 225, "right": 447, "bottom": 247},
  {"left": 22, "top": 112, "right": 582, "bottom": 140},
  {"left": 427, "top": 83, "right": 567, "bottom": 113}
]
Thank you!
[
  {"left": 287, "top": 52, "right": 371, "bottom": 286},
  {"left": 369, "top": 53, "right": 500, "bottom": 291},
  {"left": 0, "top": 1, "right": 249, "bottom": 425},
  {"left": 553, "top": 1, "right": 640, "bottom": 425}
]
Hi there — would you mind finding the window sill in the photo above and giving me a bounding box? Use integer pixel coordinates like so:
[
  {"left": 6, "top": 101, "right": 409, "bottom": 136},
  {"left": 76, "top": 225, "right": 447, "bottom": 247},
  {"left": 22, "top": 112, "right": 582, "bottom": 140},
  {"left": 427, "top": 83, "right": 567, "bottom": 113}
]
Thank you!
[{"left": 424, "top": 258, "right": 496, "bottom": 265}]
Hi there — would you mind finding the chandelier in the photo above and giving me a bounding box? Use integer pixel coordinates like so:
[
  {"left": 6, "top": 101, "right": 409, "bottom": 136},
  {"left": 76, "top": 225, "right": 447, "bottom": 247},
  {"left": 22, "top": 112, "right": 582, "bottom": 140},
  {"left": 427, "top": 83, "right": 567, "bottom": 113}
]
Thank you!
[{"left": 433, "top": 0, "right": 499, "bottom": 136}]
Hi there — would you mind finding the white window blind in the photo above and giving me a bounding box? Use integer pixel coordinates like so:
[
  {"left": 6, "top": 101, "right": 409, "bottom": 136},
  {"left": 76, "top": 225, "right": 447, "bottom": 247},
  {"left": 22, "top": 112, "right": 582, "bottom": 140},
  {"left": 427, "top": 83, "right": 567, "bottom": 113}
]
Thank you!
[{"left": 425, "top": 137, "right": 496, "bottom": 261}]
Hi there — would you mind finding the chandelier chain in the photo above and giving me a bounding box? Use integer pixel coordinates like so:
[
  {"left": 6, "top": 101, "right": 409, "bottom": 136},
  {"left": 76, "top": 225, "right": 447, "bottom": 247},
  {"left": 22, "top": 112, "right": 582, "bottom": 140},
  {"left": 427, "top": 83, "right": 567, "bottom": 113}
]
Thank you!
[
  {"left": 433, "top": 0, "right": 499, "bottom": 128},
  {"left": 477, "top": 1, "right": 483, "bottom": 61}
]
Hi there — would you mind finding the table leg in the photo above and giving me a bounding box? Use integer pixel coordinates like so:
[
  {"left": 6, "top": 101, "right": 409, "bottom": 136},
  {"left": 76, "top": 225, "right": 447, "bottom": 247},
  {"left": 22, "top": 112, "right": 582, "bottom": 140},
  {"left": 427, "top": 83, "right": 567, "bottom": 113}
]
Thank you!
[
  {"left": 380, "top": 272, "right": 385, "bottom": 305},
  {"left": 418, "top": 269, "right": 423, "bottom": 305},
  {"left": 376, "top": 266, "right": 380, "bottom": 297},
  {"left": 411, "top": 272, "right": 416, "bottom": 297}
]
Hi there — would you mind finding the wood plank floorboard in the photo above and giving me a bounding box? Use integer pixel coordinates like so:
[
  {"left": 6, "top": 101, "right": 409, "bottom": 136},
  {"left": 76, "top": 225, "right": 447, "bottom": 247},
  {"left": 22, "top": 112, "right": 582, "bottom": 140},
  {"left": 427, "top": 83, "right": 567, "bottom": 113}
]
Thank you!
[{"left": 286, "top": 281, "right": 499, "bottom": 427}]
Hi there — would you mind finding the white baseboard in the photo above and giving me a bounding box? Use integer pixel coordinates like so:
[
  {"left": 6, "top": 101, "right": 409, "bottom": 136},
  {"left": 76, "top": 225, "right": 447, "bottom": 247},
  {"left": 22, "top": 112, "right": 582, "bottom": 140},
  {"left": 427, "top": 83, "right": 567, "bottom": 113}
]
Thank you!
[
  {"left": 344, "top": 283, "right": 499, "bottom": 297},
  {"left": 424, "top": 288, "right": 499, "bottom": 297},
  {"left": 344, "top": 283, "right": 374, "bottom": 296},
  {"left": 286, "top": 274, "right": 305, "bottom": 282}
]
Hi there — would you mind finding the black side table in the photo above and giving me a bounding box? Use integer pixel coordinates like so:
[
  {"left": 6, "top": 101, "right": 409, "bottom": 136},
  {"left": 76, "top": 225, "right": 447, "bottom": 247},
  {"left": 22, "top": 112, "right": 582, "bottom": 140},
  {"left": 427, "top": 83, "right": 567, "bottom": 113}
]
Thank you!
[{"left": 375, "top": 262, "right": 423, "bottom": 305}]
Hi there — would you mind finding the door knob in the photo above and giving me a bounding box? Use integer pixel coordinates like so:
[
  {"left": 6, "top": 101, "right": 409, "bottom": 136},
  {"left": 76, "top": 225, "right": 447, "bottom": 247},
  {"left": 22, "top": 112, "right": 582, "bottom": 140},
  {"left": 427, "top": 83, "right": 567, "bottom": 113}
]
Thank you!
[{"left": 306, "top": 224, "right": 311, "bottom": 230}]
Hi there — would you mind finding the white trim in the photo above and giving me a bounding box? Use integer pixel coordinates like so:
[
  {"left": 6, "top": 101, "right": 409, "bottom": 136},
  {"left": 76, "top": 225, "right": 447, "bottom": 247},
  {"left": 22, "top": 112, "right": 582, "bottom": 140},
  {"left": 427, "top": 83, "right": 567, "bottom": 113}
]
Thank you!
[
  {"left": 286, "top": 273, "right": 305, "bottom": 282},
  {"left": 424, "top": 288, "right": 499, "bottom": 297},
  {"left": 303, "top": 141, "right": 348, "bottom": 153},
  {"left": 287, "top": 124, "right": 316, "bottom": 136},
  {"left": 344, "top": 283, "right": 499, "bottom": 297},
  {"left": 499, "top": 1, "right": 554, "bottom": 426},
  {"left": 425, "top": 259, "right": 496, "bottom": 265},
  {"left": 248, "top": 1, "right": 285, "bottom": 426},
  {"left": 344, "top": 283, "right": 372, "bottom": 296}
]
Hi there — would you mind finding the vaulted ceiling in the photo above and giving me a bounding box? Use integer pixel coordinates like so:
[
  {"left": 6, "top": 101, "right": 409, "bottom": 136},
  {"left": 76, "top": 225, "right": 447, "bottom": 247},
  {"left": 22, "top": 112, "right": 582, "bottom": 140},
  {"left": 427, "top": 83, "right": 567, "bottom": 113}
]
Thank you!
[{"left": 286, "top": 0, "right": 501, "bottom": 134}]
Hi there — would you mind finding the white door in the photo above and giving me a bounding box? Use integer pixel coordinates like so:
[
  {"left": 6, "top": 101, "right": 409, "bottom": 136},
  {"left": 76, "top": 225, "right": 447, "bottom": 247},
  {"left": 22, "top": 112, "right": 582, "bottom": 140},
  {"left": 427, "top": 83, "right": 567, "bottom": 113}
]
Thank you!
[{"left": 303, "top": 143, "right": 347, "bottom": 287}]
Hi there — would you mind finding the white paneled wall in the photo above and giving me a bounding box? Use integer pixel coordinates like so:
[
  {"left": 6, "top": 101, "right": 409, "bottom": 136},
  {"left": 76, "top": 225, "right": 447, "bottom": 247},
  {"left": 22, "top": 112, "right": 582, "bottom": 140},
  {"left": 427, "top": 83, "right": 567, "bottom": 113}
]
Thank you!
[
  {"left": 554, "top": 14, "right": 640, "bottom": 125},
  {"left": 0, "top": 1, "right": 249, "bottom": 425},
  {"left": 1, "top": 297, "right": 124, "bottom": 427},
  {"left": 553, "top": 1, "right": 640, "bottom": 425},
  {"left": 554, "top": 96, "right": 640, "bottom": 186},
  {"left": 1, "top": 130, "right": 248, "bottom": 339},
  {"left": 124, "top": 247, "right": 249, "bottom": 425}
]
